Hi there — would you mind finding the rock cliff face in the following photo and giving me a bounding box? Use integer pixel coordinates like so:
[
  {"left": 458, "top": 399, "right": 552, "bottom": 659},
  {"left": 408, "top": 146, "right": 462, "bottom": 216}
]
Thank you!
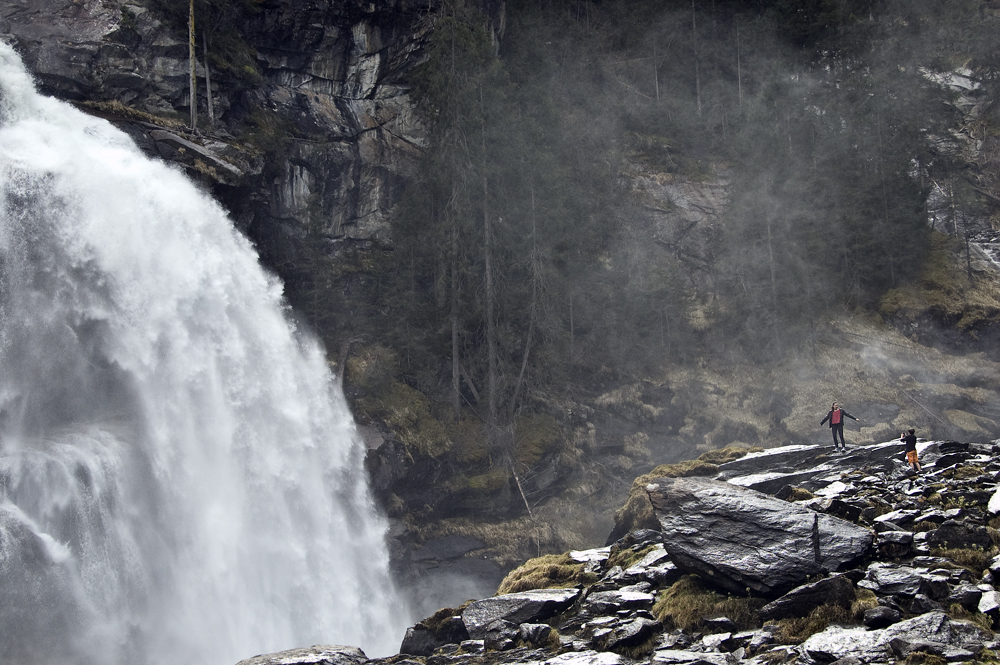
[{"left": 1, "top": 0, "right": 433, "bottom": 253}]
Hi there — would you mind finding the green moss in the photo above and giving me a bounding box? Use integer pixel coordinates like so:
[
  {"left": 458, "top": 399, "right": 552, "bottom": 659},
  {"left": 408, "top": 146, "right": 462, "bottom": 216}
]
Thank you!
[
  {"left": 652, "top": 575, "right": 764, "bottom": 631},
  {"left": 356, "top": 380, "right": 451, "bottom": 458},
  {"left": 515, "top": 414, "right": 563, "bottom": 468},
  {"left": 464, "top": 468, "right": 509, "bottom": 493},
  {"left": 879, "top": 232, "right": 1000, "bottom": 331},
  {"left": 76, "top": 100, "right": 185, "bottom": 129}
]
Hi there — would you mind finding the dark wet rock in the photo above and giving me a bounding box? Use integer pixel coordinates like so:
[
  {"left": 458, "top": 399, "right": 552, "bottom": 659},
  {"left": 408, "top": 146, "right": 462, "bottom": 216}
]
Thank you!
[
  {"left": 601, "top": 616, "right": 662, "bottom": 650},
  {"left": 236, "top": 645, "right": 368, "bottom": 665},
  {"left": 926, "top": 519, "right": 993, "bottom": 550},
  {"left": 461, "top": 589, "right": 581, "bottom": 640},
  {"left": 859, "top": 563, "right": 925, "bottom": 597},
  {"left": 701, "top": 617, "right": 738, "bottom": 634},
  {"left": 580, "top": 588, "right": 655, "bottom": 615},
  {"left": 519, "top": 623, "right": 553, "bottom": 646},
  {"left": 759, "top": 574, "right": 855, "bottom": 621},
  {"left": 919, "top": 573, "right": 952, "bottom": 601},
  {"left": 646, "top": 476, "right": 873, "bottom": 596},
  {"left": 483, "top": 619, "right": 520, "bottom": 651},
  {"left": 399, "top": 615, "right": 470, "bottom": 657},
  {"left": 909, "top": 593, "right": 944, "bottom": 613},
  {"left": 863, "top": 606, "right": 901, "bottom": 629},
  {"left": 745, "top": 625, "right": 779, "bottom": 654},
  {"left": 875, "top": 530, "right": 912, "bottom": 558},
  {"left": 800, "top": 611, "right": 989, "bottom": 663},
  {"left": 888, "top": 636, "right": 977, "bottom": 662}
]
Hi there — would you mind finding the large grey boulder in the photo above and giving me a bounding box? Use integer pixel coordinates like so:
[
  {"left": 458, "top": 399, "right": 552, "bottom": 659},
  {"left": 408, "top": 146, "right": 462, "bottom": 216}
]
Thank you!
[
  {"left": 646, "top": 476, "right": 873, "bottom": 596},
  {"left": 800, "top": 611, "right": 990, "bottom": 663},
  {"left": 235, "top": 645, "right": 368, "bottom": 665},
  {"left": 461, "top": 588, "right": 581, "bottom": 640}
]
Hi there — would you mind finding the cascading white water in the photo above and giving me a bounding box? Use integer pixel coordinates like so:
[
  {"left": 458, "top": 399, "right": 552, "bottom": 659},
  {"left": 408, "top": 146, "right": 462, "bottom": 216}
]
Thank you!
[{"left": 0, "top": 41, "right": 407, "bottom": 665}]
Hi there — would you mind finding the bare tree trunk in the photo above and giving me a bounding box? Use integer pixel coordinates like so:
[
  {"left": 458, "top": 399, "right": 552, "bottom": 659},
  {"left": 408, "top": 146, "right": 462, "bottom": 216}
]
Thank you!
[
  {"left": 188, "top": 0, "right": 197, "bottom": 131},
  {"left": 736, "top": 23, "right": 742, "bottom": 107},
  {"left": 203, "top": 31, "right": 215, "bottom": 126},
  {"left": 766, "top": 215, "right": 777, "bottom": 306},
  {"left": 480, "top": 84, "right": 498, "bottom": 447},
  {"left": 510, "top": 182, "right": 539, "bottom": 419},
  {"left": 692, "top": 0, "right": 701, "bottom": 115},
  {"left": 450, "top": 186, "right": 461, "bottom": 421}
]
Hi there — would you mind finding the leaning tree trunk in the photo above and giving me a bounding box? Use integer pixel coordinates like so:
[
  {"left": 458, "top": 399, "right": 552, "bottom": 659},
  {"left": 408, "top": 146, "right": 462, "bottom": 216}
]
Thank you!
[{"left": 188, "top": 0, "right": 197, "bottom": 131}]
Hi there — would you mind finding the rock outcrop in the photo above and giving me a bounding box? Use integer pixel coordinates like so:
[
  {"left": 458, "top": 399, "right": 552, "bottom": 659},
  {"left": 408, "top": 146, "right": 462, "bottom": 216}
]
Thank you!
[
  {"left": 646, "top": 476, "right": 873, "bottom": 596},
  {"left": 1, "top": 0, "right": 435, "bottom": 248},
  {"left": 252, "top": 437, "right": 1000, "bottom": 665}
]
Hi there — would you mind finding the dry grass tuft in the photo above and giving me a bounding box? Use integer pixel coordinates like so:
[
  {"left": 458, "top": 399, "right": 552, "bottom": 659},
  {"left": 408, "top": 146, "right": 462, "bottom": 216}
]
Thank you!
[
  {"left": 850, "top": 588, "right": 878, "bottom": 620},
  {"left": 495, "top": 553, "right": 589, "bottom": 595},
  {"left": 785, "top": 487, "right": 816, "bottom": 502},
  {"left": 947, "top": 603, "right": 994, "bottom": 632},
  {"left": 901, "top": 653, "right": 948, "bottom": 665},
  {"left": 606, "top": 543, "right": 658, "bottom": 571},
  {"left": 652, "top": 575, "right": 764, "bottom": 632},
  {"left": 772, "top": 604, "right": 853, "bottom": 644},
  {"left": 931, "top": 546, "right": 998, "bottom": 575},
  {"left": 697, "top": 445, "right": 764, "bottom": 465}
]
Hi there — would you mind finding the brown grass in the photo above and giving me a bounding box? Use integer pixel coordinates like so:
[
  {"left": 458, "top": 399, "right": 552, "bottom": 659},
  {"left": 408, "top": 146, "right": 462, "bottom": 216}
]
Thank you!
[
  {"left": 495, "top": 553, "right": 590, "bottom": 595},
  {"left": 606, "top": 543, "right": 659, "bottom": 571},
  {"left": 786, "top": 487, "right": 816, "bottom": 502},
  {"left": 931, "top": 546, "right": 998, "bottom": 575},
  {"left": 652, "top": 575, "right": 764, "bottom": 632},
  {"left": 850, "top": 588, "right": 878, "bottom": 620},
  {"left": 772, "top": 604, "right": 854, "bottom": 644},
  {"left": 696, "top": 445, "right": 764, "bottom": 465}
]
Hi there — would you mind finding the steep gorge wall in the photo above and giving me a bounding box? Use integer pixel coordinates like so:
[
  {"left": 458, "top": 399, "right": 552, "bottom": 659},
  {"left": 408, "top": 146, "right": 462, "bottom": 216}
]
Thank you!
[{"left": 1, "top": 0, "right": 434, "bottom": 257}]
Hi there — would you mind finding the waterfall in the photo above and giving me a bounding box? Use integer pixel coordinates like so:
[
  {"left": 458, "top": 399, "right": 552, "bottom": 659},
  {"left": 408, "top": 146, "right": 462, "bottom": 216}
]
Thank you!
[{"left": 0, "top": 41, "right": 406, "bottom": 665}]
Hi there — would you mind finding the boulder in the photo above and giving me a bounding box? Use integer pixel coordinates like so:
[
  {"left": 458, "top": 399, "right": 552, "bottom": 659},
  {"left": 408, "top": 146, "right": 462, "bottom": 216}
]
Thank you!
[
  {"left": 581, "top": 588, "right": 655, "bottom": 615},
  {"left": 235, "top": 646, "right": 368, "bottom": 665},
  {"left": 863, "top": 606, "right": 901, "bottom": 629},
  {"left": 759, "top": 575, "right": 855, "bottom": 621},
  {"left": 601, "top": 616, "right": 662, "bottom": 650},
  {"left": 646, "top": 476, "right": 873, "bottom": 596},
  {"left": 483, "top": 619, "right": 519, "bottom": 651},
  {"left": 926, "top": 519, "right": 993, "bottom": 550},
  {"left": 398, "top": 615, "right": 469, "bottom": 656},
  {"left": 800, "top": 611, "right": 989, "bottom": 663},
  {"left": 859, "top": 563, "right": 925, "bottom": 597},
  {"left": 461, "top": 588, "right": 580, "bottom": 639}
]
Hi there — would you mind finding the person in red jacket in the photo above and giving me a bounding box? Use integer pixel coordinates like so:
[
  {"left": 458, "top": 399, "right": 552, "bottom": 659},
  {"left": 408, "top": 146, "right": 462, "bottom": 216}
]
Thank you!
[{"left": 820, "top": 401, "right": 860, "bottom": 452}]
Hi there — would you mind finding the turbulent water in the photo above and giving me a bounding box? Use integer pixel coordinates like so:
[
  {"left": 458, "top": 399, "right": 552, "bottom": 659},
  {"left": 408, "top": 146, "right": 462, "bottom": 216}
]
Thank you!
[{"left": 0, "top": 41, "right": 405, "bottom": 665}]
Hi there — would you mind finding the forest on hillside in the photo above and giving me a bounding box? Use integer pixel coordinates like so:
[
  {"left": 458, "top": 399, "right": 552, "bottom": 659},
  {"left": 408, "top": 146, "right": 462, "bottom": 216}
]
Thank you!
[{"left": 302, "top": 0, "right": 1000, "bottom": 464}]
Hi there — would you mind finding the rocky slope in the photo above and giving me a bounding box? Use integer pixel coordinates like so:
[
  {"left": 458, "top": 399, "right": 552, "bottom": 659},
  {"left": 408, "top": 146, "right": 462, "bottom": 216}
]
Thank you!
[{"left": 243, "top": 438, "right": 1000, "bottom": 665}]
